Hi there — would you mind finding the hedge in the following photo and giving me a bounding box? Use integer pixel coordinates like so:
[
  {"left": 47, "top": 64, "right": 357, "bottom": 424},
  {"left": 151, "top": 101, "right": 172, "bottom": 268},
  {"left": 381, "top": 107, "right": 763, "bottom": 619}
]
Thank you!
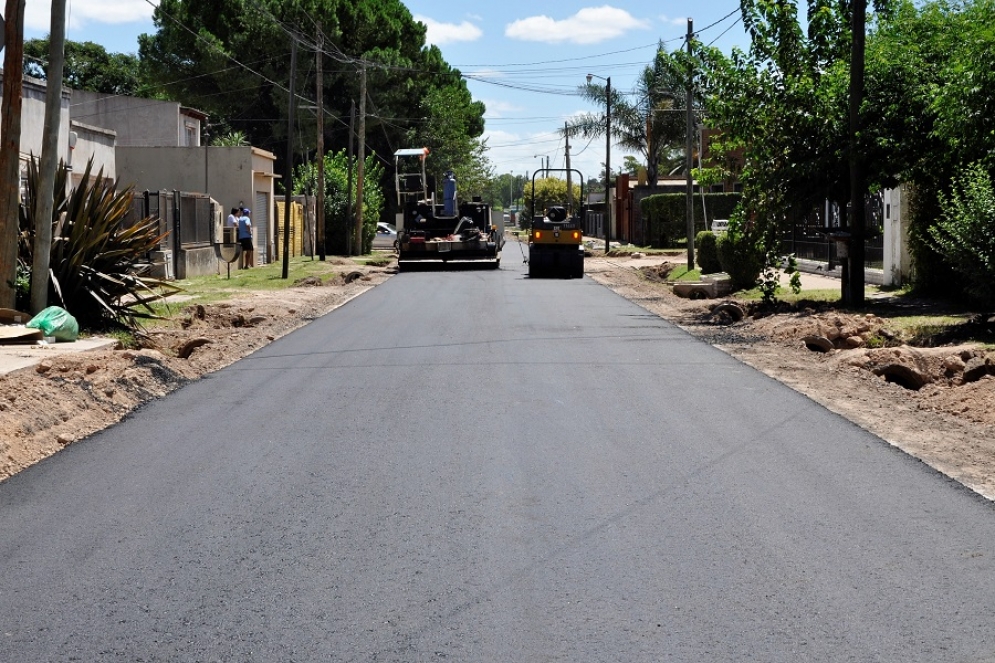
[{"left": 640, "top": 192, "right": 741, "bottom": 248}]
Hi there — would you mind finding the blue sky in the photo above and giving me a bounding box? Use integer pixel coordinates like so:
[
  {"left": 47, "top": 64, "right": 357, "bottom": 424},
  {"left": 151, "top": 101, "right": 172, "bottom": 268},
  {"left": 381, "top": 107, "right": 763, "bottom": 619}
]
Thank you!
[{"left": 25, "top": 0, "right": 752, "bottom": 185}]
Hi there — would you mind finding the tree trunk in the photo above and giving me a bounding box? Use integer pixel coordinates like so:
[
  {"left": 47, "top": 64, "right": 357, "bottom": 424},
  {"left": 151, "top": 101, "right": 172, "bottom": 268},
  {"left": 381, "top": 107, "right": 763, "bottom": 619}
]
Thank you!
[{"left": 30, "top": 0, "right": 67, "bottom": 314}]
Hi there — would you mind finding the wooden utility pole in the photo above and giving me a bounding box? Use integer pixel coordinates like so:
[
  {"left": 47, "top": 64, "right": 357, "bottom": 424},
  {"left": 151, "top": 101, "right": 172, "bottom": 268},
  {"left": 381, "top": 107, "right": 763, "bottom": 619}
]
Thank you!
[
  {"left": 0, "top": 0, "right": 25, "bottom": 309},
  {"left": 685, "top": 17, "right": 695, "bottom": 272},
  {"left": 346, "top": 99, "right": 355, "bottom": 256},
  {"left": 315, "top": 22, "right": 325, "bottom": 260},
  {"left": 846, "top": 0, "right": 867, "bottom": 306},
  {"left": 281, "top": 35, "right": 297, "bottom": 279},
  {"left": 354, "top": 65, "right": 366, "bottom": 255},
  {"left": 30, "top": 0, "right": 66, "bottom": 313}
]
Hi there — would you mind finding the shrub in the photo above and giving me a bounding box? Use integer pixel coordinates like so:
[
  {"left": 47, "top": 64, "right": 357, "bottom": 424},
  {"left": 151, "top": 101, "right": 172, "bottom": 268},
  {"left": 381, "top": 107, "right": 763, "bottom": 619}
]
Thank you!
[
  {"left": 695, "top": 231, "right": 722, "bottom": 274},
  {"left": 640, "top": 192, "right": 741, "bottom": 248},
  {"left": 19, "top": 157, "right": 181, "bottom": 330},
  {"left": 930, "top": 162, "right": 995, "bottom": 307},
  {"left": 715, "top": 220, "right": 763, "bottom": 290}
]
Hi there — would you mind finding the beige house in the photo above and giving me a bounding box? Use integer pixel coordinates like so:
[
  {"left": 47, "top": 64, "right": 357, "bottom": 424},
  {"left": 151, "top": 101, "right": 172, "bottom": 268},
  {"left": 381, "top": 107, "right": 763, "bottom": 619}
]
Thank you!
[
  {"left": 70, "top": 91, "right": 278, "bottom": 275},
  {"left": 116, "top": 146, "right": 278, "bottom": 271}
]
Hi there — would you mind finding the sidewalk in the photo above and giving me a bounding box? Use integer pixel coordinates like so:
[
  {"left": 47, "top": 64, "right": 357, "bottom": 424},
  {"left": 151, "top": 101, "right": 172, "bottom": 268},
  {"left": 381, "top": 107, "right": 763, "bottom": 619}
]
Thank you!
[{"left": 0, "top": 336, "right": 118, "bottom": 377}]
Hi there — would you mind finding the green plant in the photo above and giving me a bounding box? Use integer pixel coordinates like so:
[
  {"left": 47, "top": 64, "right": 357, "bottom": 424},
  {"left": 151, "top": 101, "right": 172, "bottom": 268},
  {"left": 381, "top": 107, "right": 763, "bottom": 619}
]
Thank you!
[
  {"left": 930, "top": 162, "right": 995, "bottom": 307},
  {"left": 715, "top": 213, "right": 764, "bottom": 290},
  {"left": 13, "top": 262, "right": 31, "bottom": 312},
  {"left": 695, "top": 230, "right": 722, "bottom": 273},
  {"left": 211, "top": 130, "right": 249, "bottom": 147},
  {"left": 19, "top": 157, "right": 182, "bottom": 330}
]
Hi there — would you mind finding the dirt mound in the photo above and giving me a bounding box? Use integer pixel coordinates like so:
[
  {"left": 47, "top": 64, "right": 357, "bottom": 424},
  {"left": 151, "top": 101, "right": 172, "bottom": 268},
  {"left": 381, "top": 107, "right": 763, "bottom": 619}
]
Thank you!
[{"left": 638, "top": 262, "right": 680, "bottom": 283}]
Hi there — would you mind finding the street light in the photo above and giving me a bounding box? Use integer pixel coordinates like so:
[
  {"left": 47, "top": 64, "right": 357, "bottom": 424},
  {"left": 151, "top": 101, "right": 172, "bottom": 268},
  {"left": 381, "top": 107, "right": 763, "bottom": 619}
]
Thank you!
[{"left": 587, "top": 73, "right": 611, "bottom": 254}]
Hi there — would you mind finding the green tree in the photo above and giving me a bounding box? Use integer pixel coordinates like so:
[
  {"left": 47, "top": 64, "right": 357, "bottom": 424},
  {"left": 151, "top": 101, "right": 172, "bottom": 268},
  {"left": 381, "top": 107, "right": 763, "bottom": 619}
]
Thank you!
[
  {"left": 24, "top": 39, "right": 148, "bottom": 96},
  {"left": 295, "top": 148, "right": 384, "bottom": 254},
  {"left": 522, "top": 177, "right": 583, "bottom": 219},
  {"left": 138, "top": 0, "right": 486, "bottom": 205},
  {"left": 863, "top": 0, "right": 995, "bottom": 295}
]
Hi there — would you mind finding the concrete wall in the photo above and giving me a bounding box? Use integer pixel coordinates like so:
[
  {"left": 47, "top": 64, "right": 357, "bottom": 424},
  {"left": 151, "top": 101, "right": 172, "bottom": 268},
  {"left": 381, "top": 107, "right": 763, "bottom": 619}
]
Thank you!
[
  {"left": 116, "top": 146, "right": 277, "bottom": 270},
  {"left": 68, "top": 120, "right": 116, "bottom": 187},
  {"left": 70, "top": 90, "right": 203, "bottom": 148},
  {"left": 0, "top": 74, "right": 72, "bottom": 170},
  {"left": 882, "top": 186, "right": 911, "bottom": 287}
]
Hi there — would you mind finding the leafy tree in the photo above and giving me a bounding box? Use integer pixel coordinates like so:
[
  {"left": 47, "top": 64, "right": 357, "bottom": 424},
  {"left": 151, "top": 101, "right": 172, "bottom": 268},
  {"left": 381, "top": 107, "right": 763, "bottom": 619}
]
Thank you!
[
  {"left": 522, "top": 177, "right": 582, "bottom": 220},
  {"left": 211, "top": 131, "right": 250, "bottom": 147},
  {"left": 294, "top": 148, "right": 384, "bottom": 254},
  {"left": 138, "top": 0, "right": 487, "bottom": 206},
  {"left": 864, "top": 0, "right": 995, "bottom": 295},
  {"left": 24, "top": 39, "right": 148, "bottom": 96},
  {"left": 622, "top": 155, "right": 643, "bottom": 175}
]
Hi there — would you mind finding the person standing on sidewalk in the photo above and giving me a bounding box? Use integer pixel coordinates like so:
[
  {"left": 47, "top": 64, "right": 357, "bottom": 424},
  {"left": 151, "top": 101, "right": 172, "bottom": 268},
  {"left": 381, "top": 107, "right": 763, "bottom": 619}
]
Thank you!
[{"left": 237, "top": 208, "right": 254, "bottom": 269}]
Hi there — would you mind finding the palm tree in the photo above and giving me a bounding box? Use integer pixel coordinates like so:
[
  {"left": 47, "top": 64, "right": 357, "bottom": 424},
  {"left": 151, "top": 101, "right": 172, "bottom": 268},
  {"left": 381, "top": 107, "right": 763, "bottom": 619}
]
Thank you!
[{"left": 566, "top": 43, "right": 692, "bottom": 185}]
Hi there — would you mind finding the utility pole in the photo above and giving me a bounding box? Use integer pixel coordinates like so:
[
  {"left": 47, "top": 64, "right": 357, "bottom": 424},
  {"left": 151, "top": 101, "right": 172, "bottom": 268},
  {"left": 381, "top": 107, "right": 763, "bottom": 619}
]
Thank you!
[
  {"left": 315, "top": 22, "right": 325, "bottom": 260},
  {"left": 605, "top": 76, "right": 611, "bottom": 254},
  {"left": 30, "top": 0, "right": 66, "bottom": 314},
  {"left": 846, "top": 0, "right": 867, "bottom": 306},
  {"left": 564, "top": 122, "right": 573, "bottom": 213},
  {"left": 281, "top": 35, "right": 297, "bottom": 279},
  {"left": 685, "top": 17, "right": 695, "bottom": 272},
  {"left": 0, "top": 0, "right": 25, "bottom": 309},
  {"left": 354, "top": 65, "right": 366, "bottom": 255},
  {"left": 346, "top": 99, "right": 355, "bottom": 256}
]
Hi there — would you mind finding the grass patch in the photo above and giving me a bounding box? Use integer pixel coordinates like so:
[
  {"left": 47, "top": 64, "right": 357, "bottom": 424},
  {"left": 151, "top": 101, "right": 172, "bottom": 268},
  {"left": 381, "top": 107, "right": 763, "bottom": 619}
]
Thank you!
[
  {"left": 668, "top": 265, "right": 701, "bottom": 282},
  {"left": 144, "top": 255, "right": 367, "bottom": 322}
]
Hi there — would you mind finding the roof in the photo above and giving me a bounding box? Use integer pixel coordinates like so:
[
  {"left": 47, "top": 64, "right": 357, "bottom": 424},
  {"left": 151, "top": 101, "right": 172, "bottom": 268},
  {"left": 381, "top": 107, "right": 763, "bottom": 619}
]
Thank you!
[{"left": 394, "top": 148, "right": 430, "bottom": 157}]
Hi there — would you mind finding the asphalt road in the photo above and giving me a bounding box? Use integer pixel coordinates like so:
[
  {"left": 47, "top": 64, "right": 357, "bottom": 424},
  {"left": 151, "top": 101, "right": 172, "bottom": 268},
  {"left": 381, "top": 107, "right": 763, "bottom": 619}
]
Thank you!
[{"left": 3, "top": 263, "right": 995, "bottom": 661}]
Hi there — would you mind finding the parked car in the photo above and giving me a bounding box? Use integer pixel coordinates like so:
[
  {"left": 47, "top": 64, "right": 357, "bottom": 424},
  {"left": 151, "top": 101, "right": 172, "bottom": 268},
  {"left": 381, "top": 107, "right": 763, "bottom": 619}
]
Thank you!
[{"left": 373, "top": 222, "right": 397, "bottom": 250}]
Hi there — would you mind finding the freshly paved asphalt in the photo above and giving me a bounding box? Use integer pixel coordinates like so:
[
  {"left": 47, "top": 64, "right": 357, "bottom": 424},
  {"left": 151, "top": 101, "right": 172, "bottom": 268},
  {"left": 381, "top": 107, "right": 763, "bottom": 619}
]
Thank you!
[{"left": 2, "top": 262, "right": 995, "bottom": 661}]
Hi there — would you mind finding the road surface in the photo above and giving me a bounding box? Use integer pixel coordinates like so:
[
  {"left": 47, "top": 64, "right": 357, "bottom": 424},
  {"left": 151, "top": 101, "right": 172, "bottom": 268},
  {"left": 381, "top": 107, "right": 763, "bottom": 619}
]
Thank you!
[{"left": 2, "top": 264, "right": 995, "bottom": 661}]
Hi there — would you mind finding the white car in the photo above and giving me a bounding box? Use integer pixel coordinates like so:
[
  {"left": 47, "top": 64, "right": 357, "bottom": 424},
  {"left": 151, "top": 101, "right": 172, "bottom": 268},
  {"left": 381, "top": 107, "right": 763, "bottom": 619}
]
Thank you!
[{"left": 373, "top": 222, "right": 397, "bottom": 250}]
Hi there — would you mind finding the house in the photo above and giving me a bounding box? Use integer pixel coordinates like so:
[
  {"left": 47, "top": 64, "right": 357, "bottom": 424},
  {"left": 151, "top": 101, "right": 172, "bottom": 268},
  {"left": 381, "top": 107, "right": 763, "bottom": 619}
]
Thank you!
[
  {"left": 70, "top": 92, "right": 278, "bottom": 277},
  {"left": 116, "top": 145, "right": 278, "bottom": 277},
  {"left": 71, "top": 89, "right": 206, "bottom": 148}
]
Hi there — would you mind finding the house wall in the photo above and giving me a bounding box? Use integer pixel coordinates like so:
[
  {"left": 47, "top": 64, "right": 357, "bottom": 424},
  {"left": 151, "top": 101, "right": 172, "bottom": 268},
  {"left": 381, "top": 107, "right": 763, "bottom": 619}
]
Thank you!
[
  {"left": 71, "top": 90, "right": 195, "bottom": 147},
  {"left": 68, "top": 120, "right": 116, "bottom": 188},
  {"left": 0, "top": 74, "right": 72, "bottom": 172},
  {"left": 116, "top": 146, "right": 277, "bottom": 275}
]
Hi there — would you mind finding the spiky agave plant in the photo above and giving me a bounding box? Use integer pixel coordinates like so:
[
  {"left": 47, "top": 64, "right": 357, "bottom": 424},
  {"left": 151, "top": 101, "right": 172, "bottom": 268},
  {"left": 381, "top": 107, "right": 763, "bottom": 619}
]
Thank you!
[{"left": 21, "top": 156, "right": 182, "bottom": 330}]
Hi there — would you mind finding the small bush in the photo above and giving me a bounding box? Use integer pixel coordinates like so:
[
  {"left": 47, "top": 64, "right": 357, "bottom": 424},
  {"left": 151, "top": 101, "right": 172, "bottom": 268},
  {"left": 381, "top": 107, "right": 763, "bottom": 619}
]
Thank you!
[
  {"left": 19, "top": 157, "right": 182, "bottom": 330},
  {"left": 695, "top": 231, "right": 722, "bottom": 274},
  {"left": 716, "top": 228, "right": 763, "bottom": 290},
  {"left": 930, "top": 162, "right": 995, "bottom": 307}
]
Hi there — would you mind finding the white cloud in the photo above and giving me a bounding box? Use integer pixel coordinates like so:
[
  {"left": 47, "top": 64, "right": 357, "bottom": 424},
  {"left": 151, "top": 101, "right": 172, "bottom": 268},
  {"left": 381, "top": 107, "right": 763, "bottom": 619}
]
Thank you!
[
  {"left": 659, "top": 14, "right": 690, "bottom": 27},
  {"left": 415, "top": 15, "right": 483, "bottom": 46},
  {"left": 505, "top": 6, "right": 649, "bottom": 45},
  {"left": 26, "top": 0, "right": 154, "bottom": 31},
  {"left": 482, "top": 99, "right": 523, "bottom": 118}
]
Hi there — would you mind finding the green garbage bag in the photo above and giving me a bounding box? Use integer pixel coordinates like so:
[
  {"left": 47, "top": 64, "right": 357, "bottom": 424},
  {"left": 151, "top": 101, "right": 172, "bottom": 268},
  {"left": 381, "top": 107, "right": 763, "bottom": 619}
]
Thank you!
[{"left": 26, "top": 306, "right": 79, "bottom": 342}]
